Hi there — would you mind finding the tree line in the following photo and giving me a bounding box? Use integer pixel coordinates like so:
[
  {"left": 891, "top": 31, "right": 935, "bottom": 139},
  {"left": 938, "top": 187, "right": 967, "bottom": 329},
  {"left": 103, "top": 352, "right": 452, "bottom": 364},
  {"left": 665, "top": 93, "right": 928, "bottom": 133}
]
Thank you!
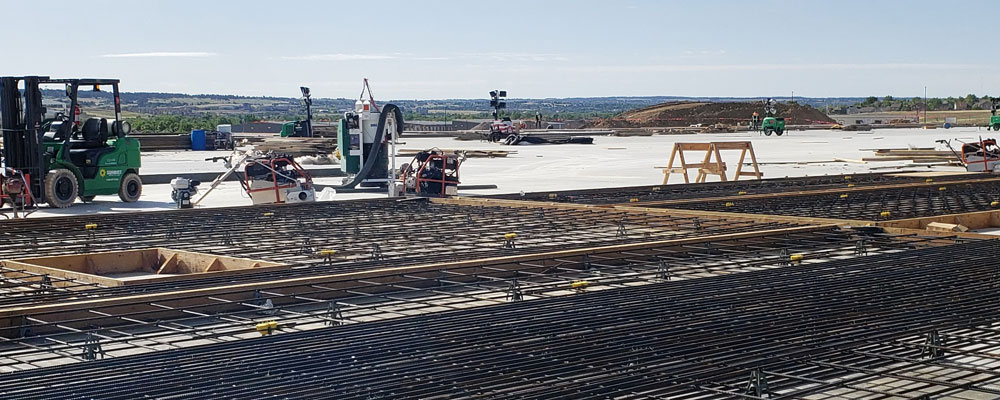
[
  {"left": 128, "top": 114, "right": 264, "bottom": 133},
  {"left": 841, "top": 94, "right": 995, "bottom": 113}
]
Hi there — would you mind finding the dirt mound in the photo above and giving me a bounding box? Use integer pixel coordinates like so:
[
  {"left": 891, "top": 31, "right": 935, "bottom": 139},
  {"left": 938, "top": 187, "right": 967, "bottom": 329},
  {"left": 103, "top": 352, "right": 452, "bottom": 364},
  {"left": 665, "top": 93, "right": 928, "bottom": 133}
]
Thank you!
[{"left": 588, "top": 101, "right": 836, "bottom": 128}]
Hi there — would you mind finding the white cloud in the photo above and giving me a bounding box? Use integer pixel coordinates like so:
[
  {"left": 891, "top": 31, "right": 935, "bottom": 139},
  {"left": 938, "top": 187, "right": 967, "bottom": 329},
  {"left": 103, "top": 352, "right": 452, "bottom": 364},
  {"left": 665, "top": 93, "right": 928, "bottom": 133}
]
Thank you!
[
  {"left": 463, "top": 52, "right": 569, "bottom": 62},
  {"left": 282, "top": 53, "right": 401, "bottom": 61},
  {"left": 101, "top": 52, "right": 217, "bottom": 58}
]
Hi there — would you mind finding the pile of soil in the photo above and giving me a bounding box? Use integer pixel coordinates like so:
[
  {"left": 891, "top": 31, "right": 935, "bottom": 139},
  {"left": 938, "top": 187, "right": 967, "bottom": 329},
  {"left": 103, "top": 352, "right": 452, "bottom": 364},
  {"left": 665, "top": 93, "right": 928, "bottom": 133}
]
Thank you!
[{"left": 587, "top": 101, "right": 836, "bottom": 128}]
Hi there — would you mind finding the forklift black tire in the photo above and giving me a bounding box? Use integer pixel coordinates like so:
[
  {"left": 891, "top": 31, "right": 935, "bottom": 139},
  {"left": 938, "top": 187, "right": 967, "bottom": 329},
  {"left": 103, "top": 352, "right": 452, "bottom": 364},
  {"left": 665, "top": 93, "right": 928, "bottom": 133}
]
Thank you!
[
  {"left": 44, "top": 169, "right": 78, "bottom": 208},
  {"left": 119, "top": 172, "right": 142, "bottom": 202},
  {"left": 775, "top": 128, "right": 784, "bottom": 136},
  {"left": 993, "top": 124, "right": 999, "bottom": 131},
  {"left": 80, "top": 195, "right": 96, "bottom": 202},
  {"left": 763, "top": 128, "right": 773, "bottom": 136}
]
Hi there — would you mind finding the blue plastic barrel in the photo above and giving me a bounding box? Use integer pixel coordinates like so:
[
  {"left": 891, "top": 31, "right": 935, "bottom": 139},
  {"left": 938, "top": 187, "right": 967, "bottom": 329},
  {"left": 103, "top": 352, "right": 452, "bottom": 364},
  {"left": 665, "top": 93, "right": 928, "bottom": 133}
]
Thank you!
[{"left": 190, "top": 129, "right": 206, "bottom": 150}]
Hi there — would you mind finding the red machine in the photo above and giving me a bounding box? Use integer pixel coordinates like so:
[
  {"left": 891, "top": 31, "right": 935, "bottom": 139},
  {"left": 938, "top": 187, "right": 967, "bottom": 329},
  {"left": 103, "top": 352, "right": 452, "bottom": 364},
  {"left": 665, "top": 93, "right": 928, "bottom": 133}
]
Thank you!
[
  {"left": 960, "top": 138, "right": 1000, "bottom": 172},
  {"left": 0, "top": 169, "right": 35, "bottom": 216},
  {"left": 399, "top": 149, "right": 462, "bottom": 197},
  {"left": 242, "top": 154, "right": 316, "bottom": 204}
]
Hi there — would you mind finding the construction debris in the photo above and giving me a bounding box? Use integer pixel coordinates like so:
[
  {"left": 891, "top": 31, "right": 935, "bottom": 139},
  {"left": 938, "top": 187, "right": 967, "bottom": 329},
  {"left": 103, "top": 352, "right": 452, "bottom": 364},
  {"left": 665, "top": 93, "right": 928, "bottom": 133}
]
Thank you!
[
  {"left": 397, "top": 148, "right": 512, "bottom": 158},
  {"left": 926, "top": 221, "right": 969, "bottom": 232},
  {"left": 866, "top": 147, "right": 961, "bottom": 162},
  {"left": 254, "top": 137, "right": 338, "bottom": 156}
]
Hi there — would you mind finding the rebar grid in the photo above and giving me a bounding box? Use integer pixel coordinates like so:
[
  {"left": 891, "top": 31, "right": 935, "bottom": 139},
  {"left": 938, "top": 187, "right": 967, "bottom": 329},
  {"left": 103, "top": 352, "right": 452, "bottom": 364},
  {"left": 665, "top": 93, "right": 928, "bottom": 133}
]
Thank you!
[
  {"left": 662, "top": 180, "right": 1000, "bottom": 221},
  {"left": 491, "top": 173, "right": 992, "bottom": 205},
  {"left": 0, "top": 231, "right": 984, "bottom": 398}
]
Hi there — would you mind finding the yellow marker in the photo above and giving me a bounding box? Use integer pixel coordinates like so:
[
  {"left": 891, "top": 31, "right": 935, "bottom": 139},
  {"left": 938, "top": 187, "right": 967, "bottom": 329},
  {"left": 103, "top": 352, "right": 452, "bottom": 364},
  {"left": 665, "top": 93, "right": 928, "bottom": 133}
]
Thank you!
[
  {"left": 840, "top": 194, "right": 848, "bottom": 199},
  {"left": 263, "top": 212, "right": 274, "bottom": 217},
  {"left": 548, "top": 193, "right": 557, "bottom": 199},
  {"left": 992, "top": 200, "right": 1000, "bottom": 207},
  {"left": 880, "top": 211, "right": 891, "bottom": 218},
  {"left": 939, "top": 186, "right": 946, "bottom": 191},
  {"left": 847, "top": 183, "right": 855, "bottom": 188},
  {"left": 844, "top": 175, "right": 852, "bottom": 180},
  {"left": 319, "top": 249, "right": 337, "bottom": 256},
  {"left": 256, "top": 320, "right": 278, "bottom": 336},
  {"left": 725, "top": 202, "right": 735, "bottom": 207},
  {"left": 629, "top": 198, "right": 639, "bottom": 203},
  {"left": 925, "top": 178, "right": 933, "bottom": 183},
  {"left": 84, "top": 223, "right": 98, "bottom": 230},
  {"left": 651, "top": 187, "right": 660, "bottom": 192},
  {"left": 789, "top": 253, "right": 804, "bottom": 262},
  {"left": 737, "top": 191, "right": 747, "bottom": 195},
  {"left": 504, "top": 233, "right": 517, "bottom": 240},
  {"left": 571, "top": 280, "right": 589, "bottom": 289}
]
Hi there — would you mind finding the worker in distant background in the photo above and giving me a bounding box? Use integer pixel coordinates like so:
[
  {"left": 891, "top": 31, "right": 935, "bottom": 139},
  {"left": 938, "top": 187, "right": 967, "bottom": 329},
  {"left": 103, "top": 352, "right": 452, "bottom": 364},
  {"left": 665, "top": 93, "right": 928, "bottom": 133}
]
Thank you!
[
  {"left": 535, "top": 112, "right": 542, "bottom": 128},
  {"left": 751, "top": 111, "right": 760, "bottom": 131}
]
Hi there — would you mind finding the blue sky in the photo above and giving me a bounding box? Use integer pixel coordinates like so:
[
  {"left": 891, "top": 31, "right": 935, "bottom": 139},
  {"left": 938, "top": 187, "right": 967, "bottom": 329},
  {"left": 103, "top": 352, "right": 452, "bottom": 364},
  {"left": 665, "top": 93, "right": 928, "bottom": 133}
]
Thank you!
[{"left": 4, "top": 0, "right": 993, "bottom": 99}]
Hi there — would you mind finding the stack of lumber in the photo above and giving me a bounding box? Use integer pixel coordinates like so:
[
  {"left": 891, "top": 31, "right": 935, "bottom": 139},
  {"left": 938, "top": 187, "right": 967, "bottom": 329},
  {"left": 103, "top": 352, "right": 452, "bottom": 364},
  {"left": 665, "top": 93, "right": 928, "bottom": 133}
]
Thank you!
[
  {"left": 254, "top": 137, "right": 338, "bottom": 155},
  {"left": 135, "top": 134, "right": 195, "bottom": 151},
  {"left": 864, "top": 148, "right": 960, "bottom": 162},
  {"left": 397, "top": 149, "right": 513, "bottom": 158},
  {"left": 312, "top": 126, "right": 339, "bottom": 137}
]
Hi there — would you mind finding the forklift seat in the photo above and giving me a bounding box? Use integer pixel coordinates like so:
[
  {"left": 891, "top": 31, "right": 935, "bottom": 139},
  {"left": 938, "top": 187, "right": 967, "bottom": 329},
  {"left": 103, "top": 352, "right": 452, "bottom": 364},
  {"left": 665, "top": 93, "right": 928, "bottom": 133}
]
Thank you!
[
  {"left": 43, "top": 121, "right": 72, "bottom": 142},
  {"left": 71, "top": 118, "right": 108, "bottom": 149},
  {"left": 68, "top": 118, "right": 115, "bottom": 177}
]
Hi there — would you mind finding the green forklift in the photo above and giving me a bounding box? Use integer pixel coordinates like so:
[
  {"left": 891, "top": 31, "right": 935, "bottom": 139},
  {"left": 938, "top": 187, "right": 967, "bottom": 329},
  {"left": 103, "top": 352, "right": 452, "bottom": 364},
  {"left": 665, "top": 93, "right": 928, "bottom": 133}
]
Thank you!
[{"left": 0, "top": 76, "right": 142, "bottom": 208}]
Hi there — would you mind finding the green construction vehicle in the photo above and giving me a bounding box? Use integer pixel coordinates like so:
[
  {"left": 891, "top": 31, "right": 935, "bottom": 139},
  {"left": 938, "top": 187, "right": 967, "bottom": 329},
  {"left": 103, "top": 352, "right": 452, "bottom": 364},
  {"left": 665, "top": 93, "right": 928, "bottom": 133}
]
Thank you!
[
  {"left": 280, "top": 86, "right": 314, "bottom": 137},
  {"left": 990, "top": 97, "right": 1000, "bottom": 131},
  {"left": 0, "top": 76, "right": 142, "bottom": 208},
  {"left": 757, "top": 98, "right": 785, "bottom": 136},
  {"left": 761, "top": 116, "right": 785, "bottom": 136}
]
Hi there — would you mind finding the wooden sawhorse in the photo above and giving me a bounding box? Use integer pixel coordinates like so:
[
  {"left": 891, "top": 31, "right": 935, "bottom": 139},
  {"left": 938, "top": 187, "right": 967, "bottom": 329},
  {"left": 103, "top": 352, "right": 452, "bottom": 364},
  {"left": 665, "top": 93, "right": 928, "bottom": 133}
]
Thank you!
[{"left": 660, "top": 141, "right": 763, "bottom": 184}]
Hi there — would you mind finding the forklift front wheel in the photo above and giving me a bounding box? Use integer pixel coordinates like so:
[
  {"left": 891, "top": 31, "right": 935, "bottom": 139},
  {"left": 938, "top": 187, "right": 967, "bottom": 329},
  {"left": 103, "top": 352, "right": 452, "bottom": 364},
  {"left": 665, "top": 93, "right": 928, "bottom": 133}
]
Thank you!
[
  {"left": 44, "top": 169, "right": 78, "bottom": 208},
  {"left": 119, "top": 172, "right": 142, "bottom": 202}
]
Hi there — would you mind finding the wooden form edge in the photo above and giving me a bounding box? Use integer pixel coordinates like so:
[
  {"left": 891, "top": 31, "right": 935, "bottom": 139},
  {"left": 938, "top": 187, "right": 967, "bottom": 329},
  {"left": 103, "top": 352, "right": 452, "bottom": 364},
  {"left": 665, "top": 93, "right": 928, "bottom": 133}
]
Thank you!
[{"left": 0, "top": 224, "right": 833, "bottom": 319}]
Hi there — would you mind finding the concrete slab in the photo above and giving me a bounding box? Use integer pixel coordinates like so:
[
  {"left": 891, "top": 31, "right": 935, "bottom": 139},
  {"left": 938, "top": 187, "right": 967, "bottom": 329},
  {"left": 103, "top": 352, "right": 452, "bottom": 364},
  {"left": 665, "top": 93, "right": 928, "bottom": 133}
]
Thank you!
[{"left": 13, "top": 127, "right": 989, "bottom": 218}]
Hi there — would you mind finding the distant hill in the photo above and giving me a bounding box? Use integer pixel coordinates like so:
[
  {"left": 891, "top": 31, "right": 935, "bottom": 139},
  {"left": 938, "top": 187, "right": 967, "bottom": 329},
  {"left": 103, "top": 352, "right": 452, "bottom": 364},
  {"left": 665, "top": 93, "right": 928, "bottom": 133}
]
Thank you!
[{"left": 588, "top": 101, "right": 837, "bottom": 128}]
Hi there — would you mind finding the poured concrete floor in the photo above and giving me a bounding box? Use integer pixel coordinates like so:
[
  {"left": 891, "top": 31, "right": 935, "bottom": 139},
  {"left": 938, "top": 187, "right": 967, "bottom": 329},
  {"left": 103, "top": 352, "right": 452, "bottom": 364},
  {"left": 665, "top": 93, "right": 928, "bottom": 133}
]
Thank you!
[{"left": 18, "top": 127, "right": 994, "bottom": 218}]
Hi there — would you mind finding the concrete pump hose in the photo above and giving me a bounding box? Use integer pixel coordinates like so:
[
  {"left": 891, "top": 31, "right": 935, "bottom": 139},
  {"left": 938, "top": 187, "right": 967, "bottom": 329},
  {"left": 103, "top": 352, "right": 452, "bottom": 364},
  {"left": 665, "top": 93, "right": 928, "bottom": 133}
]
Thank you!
[{"left": 333, "top": 103, "right": 403, "bottom": 189}]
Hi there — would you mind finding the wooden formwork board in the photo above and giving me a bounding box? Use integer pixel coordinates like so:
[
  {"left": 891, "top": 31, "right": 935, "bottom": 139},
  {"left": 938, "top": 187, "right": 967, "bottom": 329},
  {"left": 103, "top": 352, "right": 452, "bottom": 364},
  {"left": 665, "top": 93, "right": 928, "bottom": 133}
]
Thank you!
[
  {"left": 1, "top": 248, "right": 286, "bottom": 287},
  {"left": 877, "top": 226, "right": 999, "bottom": 240},
  {"left": 876, "top": 209, "right": 1000, "bottom": 231},
  {"left": 440, "top": 197, "right": 855, "bottom": 227}
]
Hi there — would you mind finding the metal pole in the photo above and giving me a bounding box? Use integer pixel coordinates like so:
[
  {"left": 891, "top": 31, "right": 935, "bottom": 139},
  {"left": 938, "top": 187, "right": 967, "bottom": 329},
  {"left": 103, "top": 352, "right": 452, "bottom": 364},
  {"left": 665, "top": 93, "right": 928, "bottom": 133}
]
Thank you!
[
  {"left": 387, "top": 114, "right": 398, "bottom": 198},
  {"left": 924, "top": 86, "right": 927, "bottom": 124}
]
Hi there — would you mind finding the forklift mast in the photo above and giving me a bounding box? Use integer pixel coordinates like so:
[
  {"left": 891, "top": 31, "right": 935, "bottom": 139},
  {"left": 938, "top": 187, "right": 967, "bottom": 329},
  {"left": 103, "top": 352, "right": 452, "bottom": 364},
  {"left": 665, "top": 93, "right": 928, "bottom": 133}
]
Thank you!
[{"left": 0, "top": 76, "right": 47, "bottom": 201}]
